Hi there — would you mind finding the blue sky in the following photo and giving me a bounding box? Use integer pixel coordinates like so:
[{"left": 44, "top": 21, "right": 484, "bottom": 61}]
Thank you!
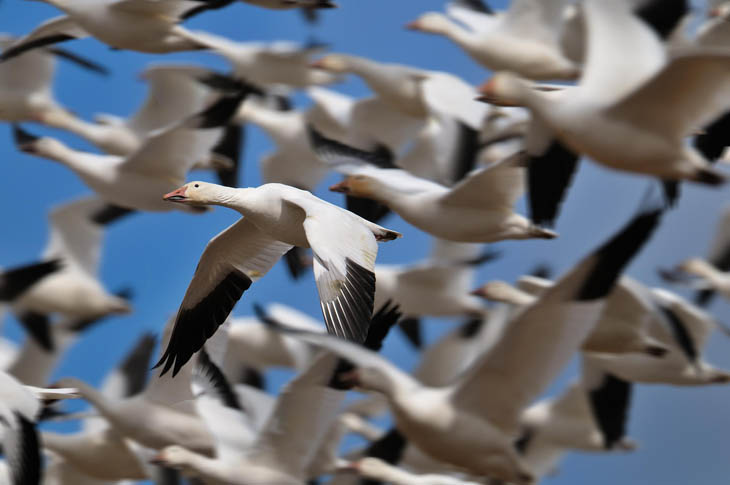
[{"left": 2, "top": 0, "right": 730, "bottom": 483}]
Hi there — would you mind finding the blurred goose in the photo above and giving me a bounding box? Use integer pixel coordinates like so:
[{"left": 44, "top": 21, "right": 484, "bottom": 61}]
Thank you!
[
  {"left": 13, "top": 89, "right": 251, "bottom": 213},
  {"left": 152, "top": 352, "right": 346, "bottom": 484},
  {"left": 0, "top": 372, "right": 79, "bottom": 485},
  {"left": 174, "top": 32, "right": 340, "bottom": 89},
  {"left": 480, "top": 0, "right": 729, "bottom": 225},
  {"left": 336, "top": 457, "right": 483, "bottom": 485},
  {"left": 0, "top": 35, "right": 107, "bottom": 122},
  {"left": 156, "top": 180, "right": 400, "bottom": 377},
  {"left": 272, "top": 204, "right": 662, "bottom": 483},
  {"left": 0, "top": 0, "right": 215, "bottom": 60},
  {"left": 406, "top": 0, "right": 579, "bottom": 81},
  {"left": 11, "top": 197, "right": 131, "bottom": 352},
  {"left": 661, "top": 206, "right": 730, "bottom": 305},
  {"left": 311, "top": 127, "right": 556, "bottom": 243},
  {"left": 41, "top": 334, "right": 157, "bottom": 481},
  {"left": 473, "top": 275, "right": 670, "bottom": 357},
  {"left": 587, "top": 286, "right": 730, "bottom": 385},
  {"left": 311, "top": 54, "right": 487, "bottom": 129}
]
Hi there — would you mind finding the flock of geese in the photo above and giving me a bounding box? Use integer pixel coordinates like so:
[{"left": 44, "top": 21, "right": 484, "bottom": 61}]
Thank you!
[{"left": 2, "top": 0, "right": 730, "bottom": 483}]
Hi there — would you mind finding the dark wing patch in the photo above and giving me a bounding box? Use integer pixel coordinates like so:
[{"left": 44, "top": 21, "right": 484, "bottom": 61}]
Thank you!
[
  {"left": 453, "top": 0, "right": 493, "bottom": 14},
  {"left": 588, "top": 373, "right": 633, "bottom": 449},
  {"left": 118, "top": 333, "right": 157, "bottom": 397},
  {"left": 694, "top": 110, "right": 730, "bottom": 162},
  {"left": 211, "top": 124, "right": 244, "bottom": 187},
  {"left": 460, "top": 317, "right": 484, "bottom": 338},
  {"left": 364, "top": 427, "right": 407, "bottom": 464},
  {"left": 46, "top": 47, "right": 109, "bottom": 75},
  {"left": 514, "top": 427, "right": 535, "bottom": 454},
  {"left": 154, "top": 270, "right": 252, "bottom": 377},
  {"left": 308, "top": 125, "right": 397, "bottom": 169},
  {"left": 196, "top": 348, "right": 243, "bottom": 410},
  {"left": 239, "top": 366, "right": 265, "bottom": 390},
  {"left": 190, "top": 88, "right": 259, "bottom": 130},
  {"left": 0, "top": 34, "right": 75, "bottom": 62},
  {"left": 576, "top": 208, "right": 663, "bottom": 301},
  {"left": 661, "top": 180, "right": 680, "bottom": 207},
  {"left": 180, "top": 0, "right": 234, "bottom": 20},
  {"left": 0, "top": 259, "right": 61, "bottom": 301},
  {"left": 527, "top": 140, "right": 580, "bottom": 227},
  {"left": 284, "top": 246, "right": 311, "bottom": 280},
  {"left": 17, "top": 312, "right": 53, "bottom": 352},
  {"left": 451, "top": 122, "right": 481, "bottom": 184},
  {"left": 345, "top": 195, "right": 391, "bottom": 224},
  {"left": 658, "top": 304, "right": 697, "bottom": 363},
  {"left": 90, "top": 204, "right": 136, "bottom": 225},
  {"left": 319, "top": 258, "right": 375, "bottom": 343},
  {"left": 634, "top": 0, "right": 688, "bottom": 40},
  {"left": 8, "top": 412, "right": 42, "bottom": 485},
  {"left": 398, "top": 317, "right": 422, "bottom": 349}
]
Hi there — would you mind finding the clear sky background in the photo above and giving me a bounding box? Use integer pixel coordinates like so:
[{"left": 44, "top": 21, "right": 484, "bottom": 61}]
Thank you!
[{"left": 2, "top": 0, "right": 730, "bottom": 484}]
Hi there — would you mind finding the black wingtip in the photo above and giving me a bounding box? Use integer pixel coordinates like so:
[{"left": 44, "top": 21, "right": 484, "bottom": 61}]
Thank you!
[
  {"left": 345, "top": 195, "right": 392, "bottom": 224},
  {"left": 527, "top": 140, "right": 580, "bottom": 227},
  {"left": 694, "top": 110, "right": 730, "bottom": 162},
  {"left": 12, "top": 124, "right": 40, "bottom": 148},
  {"left": 363, "top": 300, "right": 401, "bottom": 351},
  {"left": 119, "top": 333, "right": 156, "bottom": 397},
  {"left": 11, "top": 412, "right": 42, "bottom": 485},
  {"left": 363, "top": 427, "right": 407, "bottom": 464},
  {"left": 307, "top": 124, "right": 397, "bottom": 169},
  {"left": 588, "top": 373, "right": 633, "bottom": 450},
  {"left": 46, "top": 47, "right": 109, "bottom": 76},
  {"left": 529, "top": 263, "right": 553, "bottom": 279},
  {"left": 576, "top": 198, "right": 664, "bottom": 301},
  {"left": 90, "top": 204, "right": 136, "bottom": 225},
  {"left": 397, "top": 317, "right": 422, "bottom": 349},
  {"left": 0, "top": 33, "right": 75, "bottom": 62},
  {"left": 451, "top": 121, "right": 481, "bottom": 184},
  {"left": 634, "top": 0, "right": 688, "bottom": 40},
  {"left": 661, "top": 180, "right": 680, "bottom": 207},
  {"left": 284, "top": 246, "right": 311, "bottom": 280},
  {"left": 180, "top": 0, "right": 234, "bottom": 20},
  {"left": 211, "top": 124, "right": 243, "bottom": 187},
  {"left": 459, "top": 316, "right": 484, "bottom": 338},
  {"left": 18, "top": 312, "right": 54, "bottom": 352},
  {"left": 463, "top": 248, "right": 501, "bottom": 267},
  {"left": 239, "top": 366, "right": 265, "bottom": 390},
  {"left": 0, "top": 259, "right": 61, "bottom": 301},
  {"left": 196, "top": 347, "right": 243, "bottom": 410},
  {"left": 453, "top": 0, "right": 493, "bottom": 14}
]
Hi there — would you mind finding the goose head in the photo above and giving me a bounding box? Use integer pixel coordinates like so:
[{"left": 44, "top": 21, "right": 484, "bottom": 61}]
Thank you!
[
  {"left": 311, "top": 54, "right": 351, "bottom": 73},
  {"left": 405, "top": 12, "right": 455, "bottom": 36},
  {"left": 471, "top": 280, "right": 535, "bottom": 306},
  {"left": 476, "top": 72, "right": 534, "bottom": 107},
  {"left": 12, "top": 125, "right": 69, "bottom": 159},
  {"left": 329, "top": 175, "right": 378, "bottom": 199},
  {"left": 163, "top": 181, "right": 229, "bottom": 206}
]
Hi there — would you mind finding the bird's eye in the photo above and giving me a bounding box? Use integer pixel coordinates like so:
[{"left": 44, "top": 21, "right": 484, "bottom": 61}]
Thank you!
[{"left": 194, "top": 184, "right": 199, "bottom": 188}]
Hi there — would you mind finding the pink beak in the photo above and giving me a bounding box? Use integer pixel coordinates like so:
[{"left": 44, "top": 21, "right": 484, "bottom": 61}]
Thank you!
[
  {"left": 329, "top": 181, "right": 351, "bottom": 193},
  {"left": 163, "top": 186, "right": 188, "bottom": 202},
  {"left": 405, "top": 20, "right": 420, "bottom": 30},
  {"left": 470, "top": 287, "right": 488, "bottom": 298},
  {"left": 475, "top": 78, "right": 497, "bottom": 103},
  {"left": 310, "top": 59, "right": 327, "bottom": 69}
]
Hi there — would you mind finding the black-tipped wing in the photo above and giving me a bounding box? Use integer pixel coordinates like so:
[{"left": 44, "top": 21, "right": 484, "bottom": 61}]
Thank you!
[
  {"left": 283, "top": 246, "right": 311, "bottom": 280},
  {"left": 196, "top": 348, "right": 243, "bottom": 410},
  {"left": 211, "top": 124, "right": 244, "bottom": 187},
  {"left": 695, "top": 110, "right": 730, "bottom": 162},
  {"left": 5, "top": 412, "right": 42, "bottom": 485},
  {"left": 588, "top": 373, "right": 633, "bottom": 449},
  {"left": 90, "top": 204, "right": 136, "bottom": 225},
  {"left": 527, "top": 140, "right": 580, "bottom": 227},
  {"left": 155, "top": 218, "right": 292, "bottom": 377},
  {"left": 345, "top": 195, "right": 392, "bottom": 224},
  {"left": 450, "top": 122, "right": 481, "bottom": 184},
  {"left": 308, "top": 125, "right": 397, "bottom": 170},
  {"left": 118, "top": 333, "right": 157, "bottom": 398},
  {"left": 635, "top": 0, "right": 688, "bottom": 40},
  {"left": 0, "top": 259, "right": 61, "bottom": 301},
  {"left": 398, "top": 317, "right": 422, "bottom": 349},
  {"left": 0, "top": 16, "right": 86, "bottom": 62},
  {"left": 46, "top": 47, "right": 109, "bottom": 75},
  {"left": 17, "top": 312, "right": 53, "bottom": 352},
  {"left": 452, "top": 0, "right": 493, "bottom": 15},
  {"left": 657, "top": 304, "right": 698, "bottom": 363}
]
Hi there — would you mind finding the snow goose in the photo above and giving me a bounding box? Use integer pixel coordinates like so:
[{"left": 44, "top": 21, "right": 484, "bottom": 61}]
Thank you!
[
  {"left": 271, "top": 204, "right": 663, "bottom": 483},
  {"left": 336, "top": 457, "right": 483, "bottom": 485},
  {"left": 473, "top": 275, "right": 670, "bottom": 357},
  {"left": 0, "top": 36, "right": 107, "bottom": 122},
  {"left": 11, "top": 197, "right": 131, "bottom": 351},
  {"left": 479, "top": 0, "right": 730, "bottom": 224},
  {"left": 0, "top": 371, "right": 79, "bottom": 485},
  {"left": 406, "top": 0, "right": 579, "bottom": 81},
  {"left": 152, "top": 352, "right": 347, "bottom": 485},
  {"left": 310, "top": 127, "right": 556, "bottom": 243},
  {"left": 586, "top": 285, "right": 730, "bottom": 385},
  {"left": 39, "top": 334, "right": 157, "bottom": 482},
  {"left": 0, "top": 0, "right": 216, "bottom": 60},
  {"left": 184, "top": 0, "right": 336, "bottom": 19},
  {"left": 221, "top": 303, "right": 322, "bottom": 379},
  {"left": 0, "top": 259, "right": 62, "bottom": 304},
  {"left": 660, "top": 205, "right": 730, "bottom": 305},
  {"left": 155, "top": 180, "right": 400, "bottom": 376},
  {"left": 173, "top": 32, "right": 340, "bottom": 89},
  {"left": 311, "top": 54, "right": 487, "bottom": 129},
  {"left": 13, "top": 88, "right": 253, "bottom": 213},
  {"left": 52, "top": 320, "right": 220, "bottom": 456}
]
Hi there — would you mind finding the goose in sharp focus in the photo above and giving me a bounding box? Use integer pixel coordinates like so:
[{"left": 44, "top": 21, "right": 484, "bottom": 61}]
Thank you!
[
  {"left": 0, "top": 0, "right": 218, "bottom": 61},
  {"left": 479, "top": 0, "right": 730, "bottom": 226},
  {"left": 269, "top": 202, "right": 663, "bottom": 483},
  {"left": 13, "top": 88, "right": 253, "bottom": 213},
  {"left": 406, "top": 0, "right": 579, "bottom": 81},
  {"left": 0, "top": 371, "right": 80, "bottom": 485},
  {"left": 155, "top": 180, "right": 400, "bottom": 376},
  {"left": 310, "top": 126, "right": 556, "bottom": 243},
  {"left": 11, "top": 197, "right": 132, "bottom": 352},
  {"left": 473, "top": 275, "right": 670, "bottom": 357},
  {"left": 0, "top": 35, "right": 107, "bottom": 122}
]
